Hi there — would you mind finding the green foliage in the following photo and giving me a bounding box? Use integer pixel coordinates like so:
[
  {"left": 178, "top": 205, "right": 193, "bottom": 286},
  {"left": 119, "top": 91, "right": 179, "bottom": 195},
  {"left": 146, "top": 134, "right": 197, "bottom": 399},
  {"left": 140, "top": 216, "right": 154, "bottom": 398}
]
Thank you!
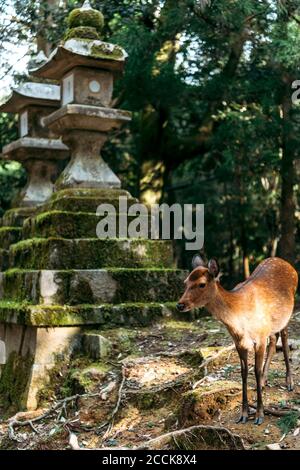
[
  {"left": 0, "top": 161, "right": 26, "bottom": 217},
  {"left": 277, "top": 411, "right": 300, "bottom": 435}
]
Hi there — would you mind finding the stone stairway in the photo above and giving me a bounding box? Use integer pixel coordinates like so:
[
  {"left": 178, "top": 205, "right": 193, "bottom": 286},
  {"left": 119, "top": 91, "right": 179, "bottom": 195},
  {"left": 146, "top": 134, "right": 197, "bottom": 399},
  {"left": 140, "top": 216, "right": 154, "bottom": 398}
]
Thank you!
[{"left": 0, "top": 187, "right": 187, "bottom": 410}]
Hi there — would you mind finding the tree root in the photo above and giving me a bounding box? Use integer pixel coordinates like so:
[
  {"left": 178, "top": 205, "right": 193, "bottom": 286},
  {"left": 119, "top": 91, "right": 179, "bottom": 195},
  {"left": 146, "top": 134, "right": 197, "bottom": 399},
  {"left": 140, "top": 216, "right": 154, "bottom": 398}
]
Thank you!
[{"left": 193, "top": 344, "right": 235, "bottom": 388}]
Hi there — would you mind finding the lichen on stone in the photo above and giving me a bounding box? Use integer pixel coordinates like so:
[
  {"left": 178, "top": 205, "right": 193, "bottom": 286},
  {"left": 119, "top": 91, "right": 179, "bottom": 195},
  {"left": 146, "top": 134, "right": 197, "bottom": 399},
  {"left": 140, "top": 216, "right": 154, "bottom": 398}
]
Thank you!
[{"left": 91, "top": 43, "right": 124, "bottom": 60}]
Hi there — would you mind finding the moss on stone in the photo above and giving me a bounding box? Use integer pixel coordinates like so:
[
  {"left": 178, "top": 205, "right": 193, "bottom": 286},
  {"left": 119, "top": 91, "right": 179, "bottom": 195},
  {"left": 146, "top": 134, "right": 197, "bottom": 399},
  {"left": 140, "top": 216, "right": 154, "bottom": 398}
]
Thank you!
[
  {"left": 1, "top": 207, "right": 35, "bottom": 228},
  {"left": 9, "top": 238, "right": 174, "bottom": 270},
  {"left": 70, "top": 362, "right": 110, "bottom": 393},
  {"left": 23, "top": 210, "right": 150, "bottom": 240},
  {"left": 0, "top": 301, "right": 174, "bottom": 327},
  {"left": 0, "top": 248, "right": 8, "bottom": 271},
  {"left": 64, "top": 26, "right": 100, "bottom": 41},
  {"left": 41, "top": 188, "right": 137, "bottom": 213},
  {"left": 50, "top": 188, "right": 131, "bottom": 201},
  {"left": 68, "top": 7, "right": 104, "bottom": 31},
  {"left": 0, "top": 227, "right": 22, "bottom": 250},
  {"left": 0, "top": 351, "right": 34, "bottom": 412},
  {"left": 91, "top": 43, "right": 124, "bottom": 60}
]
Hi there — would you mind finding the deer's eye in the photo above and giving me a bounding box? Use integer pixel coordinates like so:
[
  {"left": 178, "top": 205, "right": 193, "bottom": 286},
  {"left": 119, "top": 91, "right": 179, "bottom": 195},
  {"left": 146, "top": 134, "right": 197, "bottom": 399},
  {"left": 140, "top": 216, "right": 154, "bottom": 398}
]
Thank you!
[{"left": 199, "top": 283, "right": 206, "bottom": 288}]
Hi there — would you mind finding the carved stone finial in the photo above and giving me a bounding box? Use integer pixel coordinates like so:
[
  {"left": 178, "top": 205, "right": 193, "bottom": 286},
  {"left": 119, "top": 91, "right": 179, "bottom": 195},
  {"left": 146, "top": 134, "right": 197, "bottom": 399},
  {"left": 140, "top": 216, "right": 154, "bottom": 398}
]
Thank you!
[{"left": 81, "top": 0, "right": 92, "bottom": 10}]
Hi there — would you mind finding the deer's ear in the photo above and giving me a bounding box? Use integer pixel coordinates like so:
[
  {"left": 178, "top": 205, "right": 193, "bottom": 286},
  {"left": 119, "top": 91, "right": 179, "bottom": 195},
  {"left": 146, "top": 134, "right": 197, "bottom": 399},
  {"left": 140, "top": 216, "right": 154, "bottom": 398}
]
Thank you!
[
  {"left": 192, "top": 254, "right": 206, "bottom": 270},
  {"left": 208, "top": 258, "right": 220, "bottom": 277}
]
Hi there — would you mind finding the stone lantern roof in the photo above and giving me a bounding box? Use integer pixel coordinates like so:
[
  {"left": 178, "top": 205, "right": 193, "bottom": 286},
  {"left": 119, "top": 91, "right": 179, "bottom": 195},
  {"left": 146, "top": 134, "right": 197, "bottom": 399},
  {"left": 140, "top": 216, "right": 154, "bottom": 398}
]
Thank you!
[
  {"left": 0, "top": 82, "right": 60, "bottom": 113},
  {"left": 31, "top": 0, "right": 127, "bottom": 80}
]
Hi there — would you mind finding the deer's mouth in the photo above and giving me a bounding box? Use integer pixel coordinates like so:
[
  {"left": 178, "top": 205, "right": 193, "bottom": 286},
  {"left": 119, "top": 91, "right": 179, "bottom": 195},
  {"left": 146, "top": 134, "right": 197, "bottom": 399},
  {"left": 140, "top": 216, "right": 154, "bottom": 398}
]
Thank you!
[{"left": 176, "top": 302, "right": 193, "bottom": 312}]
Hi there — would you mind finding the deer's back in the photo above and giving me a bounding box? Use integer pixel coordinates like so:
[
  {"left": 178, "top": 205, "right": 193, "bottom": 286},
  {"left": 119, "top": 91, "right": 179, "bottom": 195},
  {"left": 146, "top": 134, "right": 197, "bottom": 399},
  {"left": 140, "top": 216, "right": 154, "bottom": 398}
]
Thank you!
[{"left": 232, "top": 257, "right": 298, "bottom": 335}]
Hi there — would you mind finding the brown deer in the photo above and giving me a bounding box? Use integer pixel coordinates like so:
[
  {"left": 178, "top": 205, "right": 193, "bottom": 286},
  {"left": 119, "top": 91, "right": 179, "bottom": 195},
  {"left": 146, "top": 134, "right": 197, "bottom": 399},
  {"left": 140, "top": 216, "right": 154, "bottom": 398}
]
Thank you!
[{"left": 177, "top": 256, "right": 298, "bottom": 425}]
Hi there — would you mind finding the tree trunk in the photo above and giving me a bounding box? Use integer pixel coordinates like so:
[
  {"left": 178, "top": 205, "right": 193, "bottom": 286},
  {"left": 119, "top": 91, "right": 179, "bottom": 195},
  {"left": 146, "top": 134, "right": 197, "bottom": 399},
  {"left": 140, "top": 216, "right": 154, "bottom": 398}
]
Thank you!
[
  {"left": 277, "top": 89, "right": 295, "bottom": 264},
  {"left": 36, "top": 0, "right": 59, "bottom": 56}
]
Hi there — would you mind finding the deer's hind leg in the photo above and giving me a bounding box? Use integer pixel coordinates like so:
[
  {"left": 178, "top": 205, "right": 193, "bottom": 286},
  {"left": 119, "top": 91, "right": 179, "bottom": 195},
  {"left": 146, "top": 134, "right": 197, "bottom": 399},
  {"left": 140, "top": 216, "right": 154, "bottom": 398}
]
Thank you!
[
  {"left": 262, "top": 333, "right": 279, "bottom": 388},
  {"left": 281, "top": 327, "right": 293, "bottom": 391}
]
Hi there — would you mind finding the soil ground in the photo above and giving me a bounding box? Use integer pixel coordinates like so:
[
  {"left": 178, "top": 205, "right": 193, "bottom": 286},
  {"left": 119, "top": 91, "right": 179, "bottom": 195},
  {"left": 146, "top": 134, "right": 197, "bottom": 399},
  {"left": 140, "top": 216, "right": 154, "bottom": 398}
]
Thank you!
[{"left": 1, "top": 311, "right": 300, "bottom": 450}]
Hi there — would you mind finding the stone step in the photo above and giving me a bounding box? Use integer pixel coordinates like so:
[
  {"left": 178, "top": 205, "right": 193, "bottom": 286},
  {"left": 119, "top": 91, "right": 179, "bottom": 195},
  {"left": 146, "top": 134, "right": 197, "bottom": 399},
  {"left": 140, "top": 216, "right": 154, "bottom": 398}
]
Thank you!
[
  {"left": 23, "top": 210, "right": 152, "bottom": 239},
  {"left": 8, "top": 238, "right": 174, "bottom": 270},
  {"left": 1, "top": 207, "right": 36, "bottom": 228},
  {"left": 0, "top": 301, "right": 179, "bottom": 327},
  {"left": 1, "top": 268, "right": 187, "bottom": 304},
  {"left": 0, "top": 249, "right": 8, "bottom": 272},
  {"left": 0, "top": 227, "right": 22, "bottom": 250},
  {"left": 42, "top": 188, "right": 139, "bottom": 213}
]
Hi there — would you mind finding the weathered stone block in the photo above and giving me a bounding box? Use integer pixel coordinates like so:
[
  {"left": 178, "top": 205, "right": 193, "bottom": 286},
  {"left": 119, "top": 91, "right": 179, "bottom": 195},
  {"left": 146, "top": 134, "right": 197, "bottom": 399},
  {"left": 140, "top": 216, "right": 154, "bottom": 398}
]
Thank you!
[
  {"left": 9, "top": 238, "right": 174, "bottom": 270},
  {"left": 42, "top": 188, "right": 138, "bottom": 213},
  {"left": 0, "top": 249, "right": 9, "bottom": 272},
  {"left": 0, "top": 301, "right": 173, "bottom": 327},
  {"left": 1, "top": 207, "right": 36, "bottom": 228},
  {"left": 82, "top": 332, "right": 112, "bottom": 359},
  {"left": 23, "top": 210, "right": 151, "bottom": 239},
  {"left": 0, "top": 324, "right": 80, "bottom": 410},
  {"left": 1, "top": 268, "right": 187, "bottom": 304},
  {"left": 0, "top": 227, "right": 22, "bottom": 250}
]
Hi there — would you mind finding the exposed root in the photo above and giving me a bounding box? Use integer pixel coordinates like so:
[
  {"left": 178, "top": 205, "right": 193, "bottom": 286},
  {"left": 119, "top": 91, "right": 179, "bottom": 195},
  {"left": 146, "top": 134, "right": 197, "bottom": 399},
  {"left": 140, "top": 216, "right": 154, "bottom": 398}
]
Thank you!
[
  {"left": 102, "top": 365, "right": 127, "bottom": 440},
  {"left": 193, "top": 344, "right": 235, "bottom": 388},
  {"left": 137, "top": 424, "right": 245, "bottom": 450},
  {"left": 6, "top": 391, "right": 107, "bottom": 442}
]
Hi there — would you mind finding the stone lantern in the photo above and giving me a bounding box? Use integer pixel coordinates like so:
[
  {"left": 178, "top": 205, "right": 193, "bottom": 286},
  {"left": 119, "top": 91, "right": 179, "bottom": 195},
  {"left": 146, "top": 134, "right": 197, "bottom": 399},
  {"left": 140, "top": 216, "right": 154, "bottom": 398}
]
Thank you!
[
  {"left": 31, "top": 0, "right": 131, "bottom": 190},
  {"left": 0, "top": 82, "right": 69, "bottom": 206}
]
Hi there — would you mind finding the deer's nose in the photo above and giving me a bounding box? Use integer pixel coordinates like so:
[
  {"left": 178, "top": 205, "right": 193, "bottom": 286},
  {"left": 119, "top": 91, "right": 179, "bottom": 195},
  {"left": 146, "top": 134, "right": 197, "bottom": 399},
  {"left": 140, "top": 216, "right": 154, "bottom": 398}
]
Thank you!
[{"left": 176, "top": 303, "right": 186, "bottom": 311}]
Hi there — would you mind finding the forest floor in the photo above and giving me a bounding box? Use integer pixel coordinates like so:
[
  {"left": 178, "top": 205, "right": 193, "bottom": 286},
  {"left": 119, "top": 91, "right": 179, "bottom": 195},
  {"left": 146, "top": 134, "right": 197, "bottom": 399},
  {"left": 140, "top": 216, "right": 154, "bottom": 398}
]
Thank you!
[{"left": 1, "top": 311, "right": 300, "bottom": 450}]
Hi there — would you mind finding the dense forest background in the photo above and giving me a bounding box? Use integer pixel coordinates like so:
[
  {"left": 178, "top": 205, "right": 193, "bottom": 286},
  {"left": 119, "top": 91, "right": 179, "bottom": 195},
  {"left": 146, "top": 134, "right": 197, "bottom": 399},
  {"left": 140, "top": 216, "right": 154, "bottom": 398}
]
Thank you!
[{"left": 1, "top": 0, "right": 300, "bottom": 285}]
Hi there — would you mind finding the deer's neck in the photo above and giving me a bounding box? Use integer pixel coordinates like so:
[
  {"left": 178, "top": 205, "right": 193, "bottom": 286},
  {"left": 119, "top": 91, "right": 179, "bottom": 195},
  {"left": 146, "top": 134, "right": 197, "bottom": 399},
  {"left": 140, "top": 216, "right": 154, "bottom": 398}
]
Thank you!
[{"left": 206, "top": 283, "right": 243, "bottom": 328}]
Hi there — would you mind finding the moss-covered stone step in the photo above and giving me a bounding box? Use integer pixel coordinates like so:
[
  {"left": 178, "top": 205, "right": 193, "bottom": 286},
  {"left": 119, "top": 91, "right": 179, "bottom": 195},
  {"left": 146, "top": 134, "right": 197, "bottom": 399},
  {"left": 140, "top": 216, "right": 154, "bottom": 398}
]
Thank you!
[
  {"left": 9, "top": 238, "right": 174, "bottom": 270},
  {"left": 0, "top": 301, "right": 178, "bottom": 327},
  {"left": 23, "top": 210, "right": 152, "bottom": 239},
  {"left": 0, "top": 249, "right": 9, "bottom": 272},
  {"left": 0, "top": 227, "right": 22, "bottom": 250},
  {"left": 1, "top": 268, "right": 187, "bottom": 304},
  {"left": 42, "top": 188, "right": 139, "bottom": 213},
  {"left": 1, "top": 207, "right": 36, "bottom": 228}
]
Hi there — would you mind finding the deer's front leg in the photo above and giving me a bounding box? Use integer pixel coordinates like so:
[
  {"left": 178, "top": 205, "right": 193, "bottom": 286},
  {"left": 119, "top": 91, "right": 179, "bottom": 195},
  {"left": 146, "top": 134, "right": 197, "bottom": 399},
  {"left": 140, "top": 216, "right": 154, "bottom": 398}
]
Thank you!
[
  {"left": 254, "top": 340, "right": 267, "bottom": 425},
  {"left": 236, "top": 347, "right": 249, "bottom": 424}
]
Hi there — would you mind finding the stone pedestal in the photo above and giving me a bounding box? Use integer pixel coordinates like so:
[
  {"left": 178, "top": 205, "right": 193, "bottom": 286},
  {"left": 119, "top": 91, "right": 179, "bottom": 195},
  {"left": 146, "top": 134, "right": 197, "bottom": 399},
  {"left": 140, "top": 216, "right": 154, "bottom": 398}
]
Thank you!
[
  {"left": 53, "top": 130, "right": 120, "bottom": 189},
  {"left": 0, "top": 82, "right": 69, "bottom": 207},
  {"left": 3, "top": 138, "right": 68, "bottom": 206},
  {"left": 0, "top": 1, "right": 185, "bottom": 412},
  {"left": 0, "top": 324, "right": 80, "bottom": 410}
]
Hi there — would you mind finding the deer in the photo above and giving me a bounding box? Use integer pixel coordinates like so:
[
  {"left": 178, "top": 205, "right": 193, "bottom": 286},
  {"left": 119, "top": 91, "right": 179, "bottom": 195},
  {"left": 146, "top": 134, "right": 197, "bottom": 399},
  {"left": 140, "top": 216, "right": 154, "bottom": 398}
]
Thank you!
[{"left": 176, "top": 255, "right": 298, "bottom": 425}]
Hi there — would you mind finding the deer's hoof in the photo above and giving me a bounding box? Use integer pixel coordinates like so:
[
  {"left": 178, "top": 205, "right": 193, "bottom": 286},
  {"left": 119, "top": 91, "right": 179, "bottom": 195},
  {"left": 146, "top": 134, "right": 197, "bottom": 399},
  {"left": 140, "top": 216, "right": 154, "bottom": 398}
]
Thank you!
[
  {"left": 236, "top": 415, "right": 248, "bottom": 424},
  {"left": 286, "top": 378, "right": 294, "bottom": 392},
  {"left": 254, "top": 417, "right": 264, "bottom": 425}
]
